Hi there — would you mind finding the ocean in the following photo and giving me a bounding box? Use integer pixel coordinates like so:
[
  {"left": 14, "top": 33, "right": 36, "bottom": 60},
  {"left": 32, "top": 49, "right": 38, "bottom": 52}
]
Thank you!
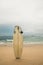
[
  {"left": 0, "top": 25, "right": 43, "bottom": 44},
  {"left": 0, "top": 35, "right": 43, "bottom": 44}
]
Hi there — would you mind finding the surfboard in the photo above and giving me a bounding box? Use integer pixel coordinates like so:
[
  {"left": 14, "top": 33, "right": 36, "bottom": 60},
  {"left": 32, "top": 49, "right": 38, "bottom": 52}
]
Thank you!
[{"left": 13, "top": 26, "right": 23, "bottom": 59}]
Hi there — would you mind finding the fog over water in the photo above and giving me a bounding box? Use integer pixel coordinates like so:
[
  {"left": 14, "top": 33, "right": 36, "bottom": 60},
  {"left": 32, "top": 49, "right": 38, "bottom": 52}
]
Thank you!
[{"left": 0, "top": 0, "right": 43, "bottom": 34}]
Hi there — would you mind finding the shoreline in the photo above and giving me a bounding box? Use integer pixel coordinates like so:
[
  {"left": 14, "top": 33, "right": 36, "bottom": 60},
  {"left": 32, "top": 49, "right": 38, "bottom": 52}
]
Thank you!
[{"left": 0, "top": 41, "right": 43, "bottom": 46}]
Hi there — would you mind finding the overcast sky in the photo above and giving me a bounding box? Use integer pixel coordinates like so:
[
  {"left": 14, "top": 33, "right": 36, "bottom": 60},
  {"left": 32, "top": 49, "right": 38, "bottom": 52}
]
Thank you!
[{"left": 0, "top": 0, "right": 43, "bottom": 33}]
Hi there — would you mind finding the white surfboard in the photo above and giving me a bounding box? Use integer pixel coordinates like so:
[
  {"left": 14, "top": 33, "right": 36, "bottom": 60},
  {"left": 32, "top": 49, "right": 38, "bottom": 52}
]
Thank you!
[{"left": 13, "top": 26, "right": 23, "bottom": 59}]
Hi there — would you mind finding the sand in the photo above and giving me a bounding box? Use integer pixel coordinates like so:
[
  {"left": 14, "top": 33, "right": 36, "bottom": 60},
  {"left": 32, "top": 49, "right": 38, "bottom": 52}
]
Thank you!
[{"left": 0, "top": 43, "right": 43, "bottom": 65}]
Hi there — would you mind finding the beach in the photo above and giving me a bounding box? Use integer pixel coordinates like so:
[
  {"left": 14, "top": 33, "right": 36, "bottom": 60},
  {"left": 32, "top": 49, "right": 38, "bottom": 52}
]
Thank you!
[{"left": 0, "top": 42, "right": 43, "bottom": 65}]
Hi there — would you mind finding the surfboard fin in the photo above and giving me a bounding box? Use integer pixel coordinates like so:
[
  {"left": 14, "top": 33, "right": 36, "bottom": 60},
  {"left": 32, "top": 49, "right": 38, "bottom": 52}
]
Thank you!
[
  {"left": 14, "top": 31, "right": 16, "bottom": 33},
  {"left": 20, "top": 31, "right": 23, "bottom": 34}
]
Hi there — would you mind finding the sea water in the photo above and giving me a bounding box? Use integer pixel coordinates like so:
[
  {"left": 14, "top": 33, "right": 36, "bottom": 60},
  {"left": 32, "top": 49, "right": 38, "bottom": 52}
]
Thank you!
[{"left": 0, "top": 35, "right": 43, "bottom": 44}]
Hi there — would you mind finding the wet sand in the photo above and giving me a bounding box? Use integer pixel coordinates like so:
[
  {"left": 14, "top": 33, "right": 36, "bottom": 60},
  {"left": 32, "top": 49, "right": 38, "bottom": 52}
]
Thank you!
[{"left": 0, "top": 44, "right": 43, "bottom": 65}]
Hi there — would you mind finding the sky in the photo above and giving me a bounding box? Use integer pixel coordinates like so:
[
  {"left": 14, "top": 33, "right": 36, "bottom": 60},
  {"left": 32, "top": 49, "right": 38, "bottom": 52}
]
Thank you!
[{"left": 0, "top": 0, "right": 43, "bottom": 34}]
